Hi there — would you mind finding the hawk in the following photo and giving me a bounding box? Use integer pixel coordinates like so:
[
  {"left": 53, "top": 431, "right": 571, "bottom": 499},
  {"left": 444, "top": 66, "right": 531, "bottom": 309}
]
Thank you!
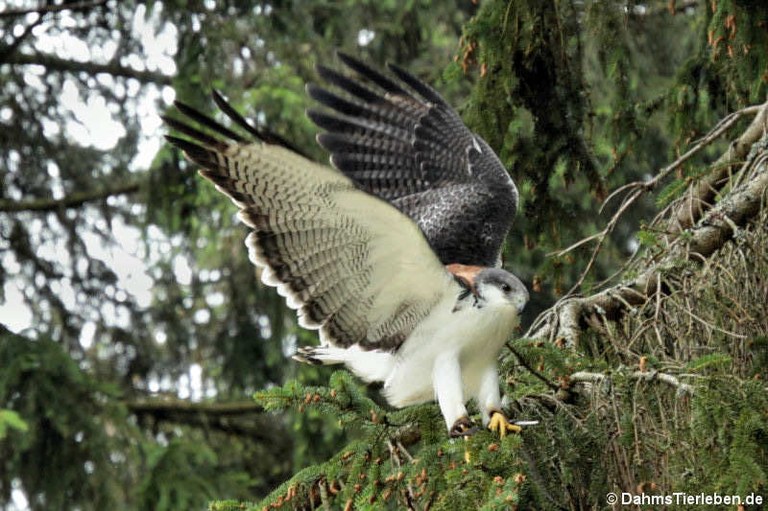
[{"left": 164, "top": 53, "right": 528, "bottom": 437}]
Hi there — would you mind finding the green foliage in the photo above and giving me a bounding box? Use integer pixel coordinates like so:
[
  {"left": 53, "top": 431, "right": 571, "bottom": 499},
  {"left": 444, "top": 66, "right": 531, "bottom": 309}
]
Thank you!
[
  {"left": 0, "top": 326, "right": 132, "bottom": 508},
  {"left": 690, "top": 379, "right": 767, "bottom": 495},
  {"left": 671, "top": 0, "right": 768, "bottom": 144},
  {"left": 685, "top": 353, "right": 733, "bottom": 372},
  {"left": 139, "top": 440, "right": 250, "bottom": 511},
  {"left": 0, "top": 410, "right": 28, "bottom": 440}
]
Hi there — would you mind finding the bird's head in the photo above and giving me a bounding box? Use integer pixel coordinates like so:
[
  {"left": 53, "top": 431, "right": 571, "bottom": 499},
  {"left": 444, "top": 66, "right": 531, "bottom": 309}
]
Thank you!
[{"left": 475, "top": 268, "right": 529, "bottom": 314}]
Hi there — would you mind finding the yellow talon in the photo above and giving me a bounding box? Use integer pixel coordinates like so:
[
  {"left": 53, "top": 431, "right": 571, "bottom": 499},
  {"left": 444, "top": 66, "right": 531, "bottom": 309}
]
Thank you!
[
  {"left": 488, "top": 410, "right": 522, "bottom": 439},
  {"left": 463, "top": 437, "right": 471, "bottom": 464}
]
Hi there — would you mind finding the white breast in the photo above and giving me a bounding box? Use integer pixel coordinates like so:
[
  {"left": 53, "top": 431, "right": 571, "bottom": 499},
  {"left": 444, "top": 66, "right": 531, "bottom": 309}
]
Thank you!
[{"left": 382, "top": 289, "right": 519, "bottom": 407}]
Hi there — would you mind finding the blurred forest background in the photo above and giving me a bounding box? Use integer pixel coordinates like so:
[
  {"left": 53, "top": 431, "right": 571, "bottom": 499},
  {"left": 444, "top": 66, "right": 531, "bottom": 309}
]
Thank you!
[{"left": 1, "top": 0, "right": 767, "bottom": 509}]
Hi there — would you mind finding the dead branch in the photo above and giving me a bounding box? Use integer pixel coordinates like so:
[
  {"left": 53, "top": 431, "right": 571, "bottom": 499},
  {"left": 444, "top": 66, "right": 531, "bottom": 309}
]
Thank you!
[
  {"left": 569, "top": 370, "right": 694, "bottom": 396},
  {"left": 552, "top": 101, "right": 766, "bottom": 294},
  {"left": 527, "top": 114, "right": 768, "bottom": 345},
  {"left": 666, "top": 99, "right": 768, "bottom": 234}
]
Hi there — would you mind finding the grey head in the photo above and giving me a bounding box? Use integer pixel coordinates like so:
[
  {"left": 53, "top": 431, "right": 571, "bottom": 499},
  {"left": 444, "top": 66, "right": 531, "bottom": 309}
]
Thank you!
[{"left": 475, "top": 268, "right": 529, "bottom": 314}]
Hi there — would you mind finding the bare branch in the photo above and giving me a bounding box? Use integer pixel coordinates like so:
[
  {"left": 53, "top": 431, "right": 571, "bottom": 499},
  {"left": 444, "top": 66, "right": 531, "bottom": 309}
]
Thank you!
[
  {"left": 666, "top": 100, "right": 768, "bottom": 234},
  {"left": 528, "top": 116, "right": 768, "bottom": 341},
  {"left": 125, "top": 398, "right": 289, "bottom": 442},
  {"left": 552, "top": 102, "right": 767, "bottom": 295},
  {"left": 0, "top": 15, "right": 44, "bottom": 61},
  {"left": 5, "top": 52, "right": 173, "bottom": 85},
  {"left": 126, "top": 399, "right": 265, "bottom": 416},
  {"left": 569, "top": 370, "right": 694, "bottom": 396},
  {"left": 0, "top": 181, "right": 140, "bottom": 213}
]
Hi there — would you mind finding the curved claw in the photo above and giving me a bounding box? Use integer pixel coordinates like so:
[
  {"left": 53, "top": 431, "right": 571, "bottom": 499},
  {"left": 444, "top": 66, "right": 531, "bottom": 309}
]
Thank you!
[
  {"left": 449, "top": 416, "right": 479, "bottom": 438},
  {"left": 488, "top": 410, "right": 522, "bottom": 439}
]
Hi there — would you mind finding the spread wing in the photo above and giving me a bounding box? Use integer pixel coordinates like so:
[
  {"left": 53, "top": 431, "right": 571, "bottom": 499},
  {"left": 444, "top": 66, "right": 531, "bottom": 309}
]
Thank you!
[
  {"left": 307, "top": 53, "right": 519, "bottom": 267},
  {"left": 164, "top": 96, "right": 454, "bottom": 351}
]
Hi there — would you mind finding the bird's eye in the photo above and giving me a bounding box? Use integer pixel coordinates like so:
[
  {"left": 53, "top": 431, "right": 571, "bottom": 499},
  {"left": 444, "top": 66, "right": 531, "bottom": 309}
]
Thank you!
[{"left": 501, "top": 283, "right": 512, "bottom": 293}]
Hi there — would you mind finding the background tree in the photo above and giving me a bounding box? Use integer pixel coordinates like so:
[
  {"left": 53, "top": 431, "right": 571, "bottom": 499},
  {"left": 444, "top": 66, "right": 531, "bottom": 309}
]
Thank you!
[{"left": 1, "top": 0, "right": 766, "bottom": 510}]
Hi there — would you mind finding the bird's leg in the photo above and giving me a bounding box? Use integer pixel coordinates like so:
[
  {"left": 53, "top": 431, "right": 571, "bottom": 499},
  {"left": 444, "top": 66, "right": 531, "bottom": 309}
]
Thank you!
[
  {"left": 477, "top": 364, "right": 522, "bottom": 439},
  {"left": 433, "top": 352, "right": 472, "bottom": 437}
]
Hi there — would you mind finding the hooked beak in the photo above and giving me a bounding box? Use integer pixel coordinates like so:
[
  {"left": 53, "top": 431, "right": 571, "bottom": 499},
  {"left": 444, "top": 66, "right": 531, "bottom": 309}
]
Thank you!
[{"left": 514, "top": 292, "right": 529, "bottom": 315}]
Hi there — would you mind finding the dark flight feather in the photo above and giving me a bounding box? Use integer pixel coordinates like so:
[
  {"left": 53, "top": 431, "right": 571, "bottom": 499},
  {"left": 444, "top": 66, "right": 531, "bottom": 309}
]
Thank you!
[{"left": 308, "top": 52, "right": 518, "bottom": 267}]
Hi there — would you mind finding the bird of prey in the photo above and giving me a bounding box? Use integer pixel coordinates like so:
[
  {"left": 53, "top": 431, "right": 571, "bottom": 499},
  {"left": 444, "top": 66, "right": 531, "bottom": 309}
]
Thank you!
[{"left": 164, "top": 53, "right": 528, "bottom": 438}]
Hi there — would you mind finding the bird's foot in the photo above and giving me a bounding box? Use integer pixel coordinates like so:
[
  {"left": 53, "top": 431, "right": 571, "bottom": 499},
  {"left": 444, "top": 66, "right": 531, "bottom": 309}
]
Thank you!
[
  {"left": 488, "top": 410, "right": 522, "bottom": 439},
  {"left": 449, "top": 416, "right": 479, "bottom": 438}
]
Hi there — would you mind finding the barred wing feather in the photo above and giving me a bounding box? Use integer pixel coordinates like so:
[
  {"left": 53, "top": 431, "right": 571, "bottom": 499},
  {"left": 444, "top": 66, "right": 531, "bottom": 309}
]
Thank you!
[{"left": 165, "top": 101, "right": 452, "bottom": 351}]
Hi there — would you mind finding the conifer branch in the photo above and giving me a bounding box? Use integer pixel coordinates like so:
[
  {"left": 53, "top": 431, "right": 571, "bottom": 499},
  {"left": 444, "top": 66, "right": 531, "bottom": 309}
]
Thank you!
[
  {"left": 260, "top": 424, "right": 424, "bottom": 510},
  {"left": 126, "top": 399, "right": 265, "bottom": 416},
  {"left": 505, "top": 343, "right": 559, "bottom": 391}
]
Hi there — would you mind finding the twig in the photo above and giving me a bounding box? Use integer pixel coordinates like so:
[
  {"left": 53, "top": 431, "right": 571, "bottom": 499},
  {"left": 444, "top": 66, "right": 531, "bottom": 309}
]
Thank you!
[
  {"left": 388, "top": 439, "right": 419, "bottom": 511},
  {"left": 0, "top": 14, "right": 45, "bottom": 62}
]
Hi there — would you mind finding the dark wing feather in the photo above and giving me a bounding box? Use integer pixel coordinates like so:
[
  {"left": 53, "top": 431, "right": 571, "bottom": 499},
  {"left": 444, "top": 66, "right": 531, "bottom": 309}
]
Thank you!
[{"left": 308, "top": 53, "right": 519, "bottom": 267}]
